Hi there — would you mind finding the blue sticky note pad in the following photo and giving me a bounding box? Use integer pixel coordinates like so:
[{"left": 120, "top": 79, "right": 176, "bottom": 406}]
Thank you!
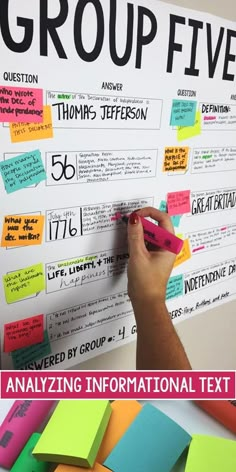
[
  {"left": 0, "top": 150, "right": 46, "bottom": 193},
  {"left": 171, "top": 215, "right": 182, "bottom": 228},
  {"left": 104, "top": 404, "right": 191, "bottom": 472},
  {"left": 11, "top": 330, "right": 51, "bottom": 369},
  {"left": 166, "top": 274, "right": 183, "bottom": 300},
  {"left": 159, "top": 200, "right": 167, "bottom": 212},
  {"left": 170, "top": 100, "right": 197, "bottom": 127}
]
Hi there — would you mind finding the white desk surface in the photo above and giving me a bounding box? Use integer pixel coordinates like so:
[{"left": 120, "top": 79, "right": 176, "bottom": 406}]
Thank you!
[{"left": 0, "top": 400, "right": 235, "bottom": 471}]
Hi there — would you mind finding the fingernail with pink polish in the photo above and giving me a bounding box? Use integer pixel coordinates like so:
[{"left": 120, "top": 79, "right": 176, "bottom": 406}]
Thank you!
[{"left": 129, "top": 212, "right": 139, "bottom": 225}]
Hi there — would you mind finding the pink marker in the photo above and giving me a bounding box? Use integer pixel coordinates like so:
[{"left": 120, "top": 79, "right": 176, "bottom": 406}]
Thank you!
[
  {"left": 122, "top": 215, "right": 183, "bottom": 254},
  {"left": 0, "top": 400, "right": 54, "bottom": 468}
]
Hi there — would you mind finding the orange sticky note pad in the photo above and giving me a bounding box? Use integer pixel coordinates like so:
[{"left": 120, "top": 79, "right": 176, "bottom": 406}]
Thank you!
[
  {"left": 10, "top": 105, "right": 53, "bottom": 143},
  {"left": 55, "top": 464, "right": 107, "bottom": 472},
  {"left": 97, "top": 400, "right": 142, "bottom": 463},
  {"left": 174, "top": 239, "right": 191, "bottom": 268},
  {"left": 1, "top": 215, "right": 44, "bottom": 247},
  {"left": 4, "top": 314, "right": 44, "bottom": 353}
]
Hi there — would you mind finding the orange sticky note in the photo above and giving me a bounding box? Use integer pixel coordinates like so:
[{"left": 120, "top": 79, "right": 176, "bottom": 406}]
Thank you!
[
  {"left": 10, "top": 105, "right": 53, "bottom": 143},
  {"left": 174, "top": 239, "right": 191, "bottom": 268},
  {"left": 97, "top": 400, "right": 142, "bottom": 463},
  {"left": 163, "top": 147, "right": 189, "bottom": 172},
  {"left": 1, "top": 215, "right": 44, "bottom": 247},
  {"left": 55, "top": 464, "right": 107, "bottom": 472}
]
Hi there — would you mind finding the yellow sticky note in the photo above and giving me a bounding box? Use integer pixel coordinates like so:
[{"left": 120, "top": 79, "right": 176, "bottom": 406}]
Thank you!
[
  {"left": 3, "top": 263, "right": 45, "bottom": 303},
  {"left": 177, "top": 111, "right": 201, "bottom": 141},
  {"left": 163, "top": 147, "right": 189, "bottom": 172},
  {"left": 10, "top": 105, "right": 53, "bottom": 143},
  {"left": 176, "top": 233, "right": 183, "bottom": 239},
  {"left": 174, "top": 239, "right": 191, "bottom": 268},
  {"left": 185, "top": 434, "right": 236, "bottom": 472},
  {"left": 1, "top": 215, "right": 44, "bottom": 247}
]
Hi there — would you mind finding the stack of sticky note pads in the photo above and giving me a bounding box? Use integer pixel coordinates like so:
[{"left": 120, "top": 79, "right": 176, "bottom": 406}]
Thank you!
[
  {"left": 32, "top": 400, "right": 191, "bottom": 471},
  {"left": 4, "top": 400, "right": 236, "bottom": 471}
]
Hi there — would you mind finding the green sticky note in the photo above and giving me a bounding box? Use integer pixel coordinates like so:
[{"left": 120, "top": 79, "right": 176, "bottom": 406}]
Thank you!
[
  {"left": 171, "top": 215, "right": 182, "bottom": 228},
  {"left": 3, "top": 263, "right": 45, "bottom": 303},
  {"left": 177, "top": 111, "right": 202, "bottom": 141},
  {"left": 166, "top": 274, "right": 183, "bottom": 300},
  {"left": 185, "top": 434, "right": 236, "bottom": 472},
  {"left": 33, "top": 400, "right": 112, "bottom": 467},
  {"left": 159, "top": 200, "right": 167, "bottom": 212},
  {"left": 12, "top": 331, "right": 51, "bottom": 369},
  {"left": 0, "top": 150, "right": 46, "bottom": 193},
  {"left": 11, "top": 433, "right": 49, "bottom": 472}
]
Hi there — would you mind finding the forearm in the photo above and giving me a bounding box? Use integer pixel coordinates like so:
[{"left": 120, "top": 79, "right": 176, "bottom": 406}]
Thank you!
[{"left": 132, "top": 299, "right": 191, "bottom": 370}]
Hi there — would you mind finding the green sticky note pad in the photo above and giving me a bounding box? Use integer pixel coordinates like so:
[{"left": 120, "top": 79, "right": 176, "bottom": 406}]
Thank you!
[
  {"left": 3, "top": 263, "right": 45, "bottom": 303},
  {"left": 11, "top": 433, "right": 49, "bottom": 472},
  {"left": 185, "top": 434, "right": 236, "bottom": 472},
  {"left": 33, "top": 400, "right": 112, "bottom": 467}
]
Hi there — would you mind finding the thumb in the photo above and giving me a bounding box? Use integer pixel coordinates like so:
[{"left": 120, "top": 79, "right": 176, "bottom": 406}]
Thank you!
[{"left": 127, "top": 212, "right": 147, "bottom": 257}]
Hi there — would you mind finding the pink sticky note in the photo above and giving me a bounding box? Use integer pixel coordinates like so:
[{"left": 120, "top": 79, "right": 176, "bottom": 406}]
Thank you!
[
  {"left": 4, "top": 314, "right": 44, "bottom": 352},
  {"left": 167, "top": 190, "right": 191, "bottom": 216},
  {"left": 0, "top": 86, "right": 43, "bottom": 123}
]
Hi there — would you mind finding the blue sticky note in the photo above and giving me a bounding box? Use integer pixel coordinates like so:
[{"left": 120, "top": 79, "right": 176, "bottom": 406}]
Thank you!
[
  {"left": 0, "top": 150, "right": 46, "bottom": 193},
  {"left": 166, "top": 274, "right": 183, "bottom": 300},
  {"left": 11, "top": 330, "right": 51, "bottom": 369},
  {"left": 170, "top": 100, "right": 197, "bottom": 127},
  {"left": 159, "top": 200, "right": 167, "bottom": 212},
  {"left": 104, "top": 404, "right": 191, "bottom": 472},
  {"left": 171, "top": 215, "right": 182, "bottom": 228}
]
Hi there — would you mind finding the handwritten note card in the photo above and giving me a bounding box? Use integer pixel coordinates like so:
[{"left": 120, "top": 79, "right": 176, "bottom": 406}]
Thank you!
[
  {"left": 0, "top": 150, "right": 46, "bottom": 193},
  {"left": 163, "top": 147, "right": 189, "bottom": 173},
  {"left": 167, "top": 190, "right": 191, "bottom": 216},
  {"left": 3, "top": 263, "right": 45, "bottom": 304},
  {"left": 174, "top": 239, "right": 191, "bottom": 268},
  {"left": 177, "top": 111, "right": 202, "bottom": 141},
  {"left": 1, "top": 215, "right": 44, "bottom": 247},
  {"left": 185, "top": 434, "right": 236, "bottom": 472},
  {"left": 170, "top": 100, "right": 197, "bottom": 126},
  {"left": 10, "top": 105, "right": 53, "bottom": 143},
  {"left": 166, "top": 274, "right": 183, "bottom": 300},
  {"left": 12, "top": 330, "right": 51, "bottom": 369},
  {"left": 0, "top": 85, "right": 43, "bottom": 122},
  {"left": 4, "top": 314, "right": 43, "bottom": 353}
]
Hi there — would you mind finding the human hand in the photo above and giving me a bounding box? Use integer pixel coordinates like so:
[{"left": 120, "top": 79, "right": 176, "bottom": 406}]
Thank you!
[{"left": 127, "top": 207, "right": 176, "bottom": 307}]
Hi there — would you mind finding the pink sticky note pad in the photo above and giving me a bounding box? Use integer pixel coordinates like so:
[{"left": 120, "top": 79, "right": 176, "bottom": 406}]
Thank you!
[
  {"left": 4, "top": 314, "right": 44, "bottom": 353},
  {"left": 167, "top": 190, "right": 191, "bottom": 216},
  {"left": 0, "top": 86, "right": 43, "bottom": 123}
]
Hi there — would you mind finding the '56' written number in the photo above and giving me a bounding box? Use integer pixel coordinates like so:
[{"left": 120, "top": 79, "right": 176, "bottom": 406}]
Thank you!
[{"left": 51, "top": 154, "right": 76, "bottom": 181}]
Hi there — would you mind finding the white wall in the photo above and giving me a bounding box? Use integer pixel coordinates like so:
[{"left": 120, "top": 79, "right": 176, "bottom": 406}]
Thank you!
[
  {"left": 71, "top": 0, "right": 236, "bottom": 371},
  {"left": 160, "top": 0, "right": 236, "bottom": 20}
]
